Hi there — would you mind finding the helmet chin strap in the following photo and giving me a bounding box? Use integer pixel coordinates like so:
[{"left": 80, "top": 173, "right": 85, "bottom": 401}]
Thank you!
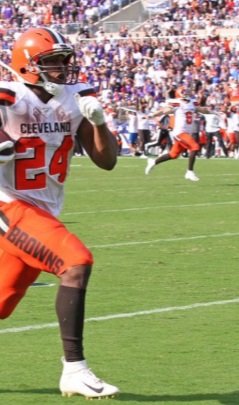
[
  {"left": 42, "top": 80, "right": 65, "bottom": 97},
  {"left": 33, "top": 70, "right": 65, "bottom": 97}
]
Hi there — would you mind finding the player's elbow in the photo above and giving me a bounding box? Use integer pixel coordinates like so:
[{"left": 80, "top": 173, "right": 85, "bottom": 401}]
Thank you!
[
  {"left": 95, "top": 152, "right": 117, "bottom": 171},
  {"left": 104, "top": 156, "right": 117, "bottom": 171}
]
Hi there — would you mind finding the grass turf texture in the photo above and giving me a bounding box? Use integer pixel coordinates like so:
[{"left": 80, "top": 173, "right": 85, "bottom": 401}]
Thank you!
[{"left": 1, "top": 156, "right": 239, "bottom": 405}]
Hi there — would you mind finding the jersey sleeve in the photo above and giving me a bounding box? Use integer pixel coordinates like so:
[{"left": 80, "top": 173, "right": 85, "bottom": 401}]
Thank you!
[
  {"left": 74, "top": 83, "right": 97, "bottom": 98},
  {"left": 0, "top": 87, "right": 16, "bottom": 106}
]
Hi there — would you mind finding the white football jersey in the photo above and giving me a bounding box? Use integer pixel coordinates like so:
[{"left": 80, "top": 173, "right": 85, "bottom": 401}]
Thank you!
[
  {"left": 0, "top": 81, "right": 95, "bottom": 216},
  {"left": 231, "top": 112, "right": 239, "bottom": 131},
  {"left": 137, "top": 111, "right": 150, "bottom": 130},
  {"left": 104, "top": 112, "right": 117, "bottom": 132},
  {"left": 203, "top": 113, "right": 221, "bottom": 132},
  {"left": 172, "top": 101, "right": 197, "bottom": 137},
  {"left": 218, "top": 112, "right": 227, "bottom": 130}
]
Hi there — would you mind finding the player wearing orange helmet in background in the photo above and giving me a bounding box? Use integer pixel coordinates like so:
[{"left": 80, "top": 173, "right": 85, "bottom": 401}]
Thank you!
[{"left": 0, "top": 27, "right": 119, "bottom": 399}]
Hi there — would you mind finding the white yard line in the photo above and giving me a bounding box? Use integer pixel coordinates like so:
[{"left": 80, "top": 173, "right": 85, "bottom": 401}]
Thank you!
[
  {"left": 60, "top": 201, "right": 239, "bottom": 216},
  {"left": 1, "top": 298, "right": 239, "bottom": 335},
  {"left": 88, "top": 232, "right": 239, "bottom": 248}
]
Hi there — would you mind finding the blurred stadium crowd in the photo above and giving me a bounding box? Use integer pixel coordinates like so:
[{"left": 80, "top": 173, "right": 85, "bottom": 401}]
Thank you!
[{"left": 1, "top": 0, "right": 239, "bottom": 157}]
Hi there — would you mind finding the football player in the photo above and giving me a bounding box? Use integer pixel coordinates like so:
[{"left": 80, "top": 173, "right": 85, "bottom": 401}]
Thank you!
[
  {"left": 145, "top": 95, "right": 217, "bottom": 180},
  {"left": 0, "top": 27, "right": 119, "bottom": 399}
]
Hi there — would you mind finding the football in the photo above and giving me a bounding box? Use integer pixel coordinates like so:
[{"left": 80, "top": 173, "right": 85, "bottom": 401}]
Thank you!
[{"left": 0, "top": 129, "right": 15, "bottom": 155}]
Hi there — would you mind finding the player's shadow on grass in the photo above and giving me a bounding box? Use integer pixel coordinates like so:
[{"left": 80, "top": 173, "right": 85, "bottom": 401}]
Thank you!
[
  {"left": 0, "top": 388, "right": 59, "bottom": 395},
  {"left": 221, "top": 184, "right": 239, "bottom": 187},
  {"left": 118, "top": 391, "right": 239, "bottom": 404},
  {"left": 0, "top": 390, "right": 238, "bottom": 404},
  {"left": 62, "top": 221, "right": 82, "bottom": 224}
]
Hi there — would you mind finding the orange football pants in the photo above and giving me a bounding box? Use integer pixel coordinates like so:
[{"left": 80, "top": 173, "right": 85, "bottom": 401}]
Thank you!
[
  {"left": 0, "top": 200, "right": 93, "bottom": 319},
  {"left": 169, "top": 132, "right": 200, "bottom": 159}
]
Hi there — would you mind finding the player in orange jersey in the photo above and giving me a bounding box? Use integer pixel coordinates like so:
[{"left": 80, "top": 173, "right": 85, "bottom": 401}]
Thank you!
[
  {"left": 145, "top": 95, "right": 216, "bottom": 180},
  {"left": 0, "top": 27, "right": 119, "bottom": 399}
]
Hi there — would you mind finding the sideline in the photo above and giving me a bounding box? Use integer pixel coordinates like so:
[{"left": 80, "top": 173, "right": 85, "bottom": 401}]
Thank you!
[{"left": 1, "top": 297, "right": 239, "bottom": 335}]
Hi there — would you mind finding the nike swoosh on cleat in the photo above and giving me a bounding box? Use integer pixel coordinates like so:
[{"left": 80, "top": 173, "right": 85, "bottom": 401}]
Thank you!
[{"left": 83, "top": 383, "right": 104, "bottom": 393}]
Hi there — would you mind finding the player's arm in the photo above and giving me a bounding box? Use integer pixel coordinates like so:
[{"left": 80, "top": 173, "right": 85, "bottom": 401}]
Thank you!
[
  {"left": 75, "top": 95, "right": 118, "bottom": 170},
  {"left": 196, "top": 106, "right": 214, "bottom": 115},
  {"left": 148, "top": 106, "right": 174, "bottom": 118},
  {"left": 0, "top": 90, "right": 15, "bottom": 165}
]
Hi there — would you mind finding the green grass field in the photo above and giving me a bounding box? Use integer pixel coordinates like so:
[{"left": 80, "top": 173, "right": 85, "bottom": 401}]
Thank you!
[{"left": 1, "top": 155, "right": 239, "bottom": 405}]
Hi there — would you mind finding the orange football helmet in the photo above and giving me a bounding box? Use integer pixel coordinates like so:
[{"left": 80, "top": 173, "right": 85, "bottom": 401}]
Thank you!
[{"left": 10, "top": 27, "right": 79, "bottom": 95}]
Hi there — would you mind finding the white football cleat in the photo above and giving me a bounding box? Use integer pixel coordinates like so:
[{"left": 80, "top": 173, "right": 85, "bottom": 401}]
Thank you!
[
  {"left": 185, "top": 170, "right": 199, "bottom": 181},
  {"left": 59, "top": 357, "right": 119, "bottom": 399},
  {"left": 145, "top": 158, "right": 155, "bottom": 175}
]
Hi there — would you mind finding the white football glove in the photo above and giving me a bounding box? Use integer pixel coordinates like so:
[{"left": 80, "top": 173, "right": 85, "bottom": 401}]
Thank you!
[
  {"left": 0, "top": 140, "right": 15, "bottom": 165},
  {"left": 74, "top": 94, "right": 105, "bottom": 126}
]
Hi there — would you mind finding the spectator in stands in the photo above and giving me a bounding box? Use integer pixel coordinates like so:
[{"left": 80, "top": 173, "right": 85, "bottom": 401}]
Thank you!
[
  {"left": 72, "top": 3, "right": 80, "bottom": 20},
  {"left": 118, "top": 24, "right": 129, "bottom": 38},
  {"left": 14, "top": 0, "right": 28, "bottom": 28},
  {"left": 51, "top": 0, "right": 63, "bottom": 20},
  {"left": 0, "top": 2, "right": 14, "bottom": 22},
  {"left": 134, "top": 67, "right": 146, "bottom": 90}
]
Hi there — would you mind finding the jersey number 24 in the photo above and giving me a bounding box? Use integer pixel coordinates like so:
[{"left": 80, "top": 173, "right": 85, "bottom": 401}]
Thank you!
[{"left": 15, "top": 135, "right": 73, "bottom": 190}]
